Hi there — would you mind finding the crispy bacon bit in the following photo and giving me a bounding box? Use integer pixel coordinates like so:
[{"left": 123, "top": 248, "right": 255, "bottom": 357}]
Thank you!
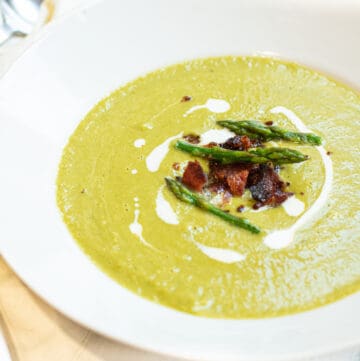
[
  {"left": 183, "top": 134, "right": 200, "bottom": 144},
  {"left": 220, "top": 135, "right": 262, "bottom": 151},
  {"left": 182, "top": 161, "right": 207, "bottom": 192},
  {"left": 227, "top": 171, "right": 250, "bottom": 196},
  {"left": 208, "top": 181, "right": 226, "bottom": 193},
  {"left": 247, "top": 164, "right": 293, "bottom": 209},
  {"left": 220, "top": 136, "right": 243, "bottom": 150},
  {"left": 240, "top": 136, "right": 252, "bottom": 150},
  {"left": 265, "top": 121, "right": 273, "bottom": 126},
  {"left": 222, "top": 190, "right": 232, "bottom": 205},
  {"left": 236, "top": 205, "right": 245, "bottom": 212},
  {"left": 209, "top": 161, "right": 253, "bottom": 196},
  {"left": 204, "top": 142, "right": 218, "bottom": 148},
  {"left": 207, "top": 184, "right": 232, "bottom": 206},
  {"left": 250, "top": 138, "right": 264, "bottom": 148},
  {"left": 181, "top": 95, "right": 192, "bottom": 102},
  {"left": 172, "top": 135, "right": 295, "bottom": 210}
]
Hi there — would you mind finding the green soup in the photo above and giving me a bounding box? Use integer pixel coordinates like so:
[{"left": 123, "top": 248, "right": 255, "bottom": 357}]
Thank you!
[{"left": 57, "top": 56, "right": 360, "bottom": 318}]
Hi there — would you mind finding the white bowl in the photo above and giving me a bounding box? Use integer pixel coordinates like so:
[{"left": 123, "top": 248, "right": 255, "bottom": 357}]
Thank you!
[{"left": 0, "top": 0, "right": 359, "bottom": 360}]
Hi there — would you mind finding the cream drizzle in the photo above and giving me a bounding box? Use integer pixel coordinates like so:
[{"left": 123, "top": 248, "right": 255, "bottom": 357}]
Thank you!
[
  {"left": 155, "top": 186, "right": 179, "bottom": 225},
  {"left": 263, "top": 106, "right": 333, "bottom": 249},
  {"left": 196, "top": 242, "right": 246, "bottom": 263},
  {"left": 250, "top": 205, "right": 270, "bottom": 213},
  {"left": 184, "top": 98, "right": 230, "bottom": 117},
  {"left": 134, "top": 138, "right": 146, "bottom": 148},
  {"left": 282, "top": 196, "right": 305, "bottom": 217},
  {"left": 199, "top": 129, "right": 235, "bottom": 145},
  {"left": 145, "top": 132, "right": 183, "bottom": 172},
  {"left": 250, "top": 196, "right": 304, "bottom": 216},
  {"left": 129, "top": 198, "right": 153, "bottom": 248}
]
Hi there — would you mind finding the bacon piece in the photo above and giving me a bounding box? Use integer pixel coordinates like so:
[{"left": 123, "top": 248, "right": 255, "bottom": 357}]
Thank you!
[
  {"left": 247, "top": 164, "right": 293, "bottom": 209},
  {"left": 209, "top": 161, "right": 253, "bottom": 196},
  {"left": 208, "top": 181, "right": 227, "bottom": 193},
  {"left": 204, "top": 142, "right": 218, "bottom": 148},
  {"left": 226, "top": 170, "right": 250, "bottom": 196},
  {"left": 183, "top": 134, "right": 200, "bottom": 144},
  {"left": 240, "top": 136, "right": 252, "bottom": 150},
  {"left": 236, "top": 205, "right": 245, "bottom": 212},
  {"left": 220, "top": 135, "right": 262, "bottom": 151},
  {"left": 207, "top": 183, "right": 232, "bottom": 207},
  {"left": 181, "top": 95, "right": 192, "bottom": 102},
  {"left": 182, "top": 161, "right": 207, "bottom": 192}
]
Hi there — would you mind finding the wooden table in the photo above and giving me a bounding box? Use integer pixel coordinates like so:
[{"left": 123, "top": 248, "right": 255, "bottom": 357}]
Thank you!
[{"left": 0, "top": 257, "right": 179, "bottom": 361}]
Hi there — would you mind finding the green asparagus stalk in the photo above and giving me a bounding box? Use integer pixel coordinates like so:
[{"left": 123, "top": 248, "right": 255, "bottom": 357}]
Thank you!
[
  {"left": 175, "top": 140, "right": 309, "bottom": 165},
  {"left": 217, "top": 120, "right": 322, "bottom": 145},
  {"left": 165, "top": 177, "right": 261, "bottom": 234}
]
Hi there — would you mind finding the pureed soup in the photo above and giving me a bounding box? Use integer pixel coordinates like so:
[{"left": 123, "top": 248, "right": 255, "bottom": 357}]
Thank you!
[{"left": 57, "top": 56, "right": 360, "bottom": 318}]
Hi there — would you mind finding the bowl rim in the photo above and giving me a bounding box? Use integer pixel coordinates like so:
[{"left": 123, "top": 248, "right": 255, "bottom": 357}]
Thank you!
[{"left": 1, "top": 0, "right": 359, "bottom": 360}]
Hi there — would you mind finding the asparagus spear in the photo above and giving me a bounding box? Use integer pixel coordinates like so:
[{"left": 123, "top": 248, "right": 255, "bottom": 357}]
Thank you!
[
  {"left": 175, "top": 140, "right": 309, "bottom": 165},
  {"left": 217, "top": 120, "right": 322, "bottom": 145},
  {"left": 165, "top": 177, "right": 261, "bottom": 234}
]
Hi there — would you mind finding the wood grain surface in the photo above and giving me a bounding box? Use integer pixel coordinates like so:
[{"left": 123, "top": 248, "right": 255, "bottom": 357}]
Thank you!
[{"left": 0, "top": 257, "right": 179, "bottom": 361}]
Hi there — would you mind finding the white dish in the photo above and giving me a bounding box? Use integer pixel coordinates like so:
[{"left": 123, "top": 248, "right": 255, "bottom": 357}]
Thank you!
[{"left": 0, "top": 0, "right": 359, "bottom": 360}]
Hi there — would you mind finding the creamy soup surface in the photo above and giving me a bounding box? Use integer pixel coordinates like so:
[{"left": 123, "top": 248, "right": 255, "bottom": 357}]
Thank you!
[{"left": 57, "top": 56, "right": 360, "bottom": 318}]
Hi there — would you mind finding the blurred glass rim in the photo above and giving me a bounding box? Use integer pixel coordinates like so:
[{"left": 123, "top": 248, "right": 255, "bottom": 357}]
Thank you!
[{"left": 42, "top": 0, "right": 54, "bottom": 23}]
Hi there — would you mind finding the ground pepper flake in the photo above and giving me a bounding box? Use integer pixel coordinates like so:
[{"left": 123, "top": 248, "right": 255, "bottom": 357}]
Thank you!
[
  {"left": 181, "top": 95, "right": 192, "bottom": 102},
  {"left": 236, "top": 205, "right": 245, "bottom": 212},
  {"left": 265, "top": 121, "right": 274, "bottom": 126}
]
